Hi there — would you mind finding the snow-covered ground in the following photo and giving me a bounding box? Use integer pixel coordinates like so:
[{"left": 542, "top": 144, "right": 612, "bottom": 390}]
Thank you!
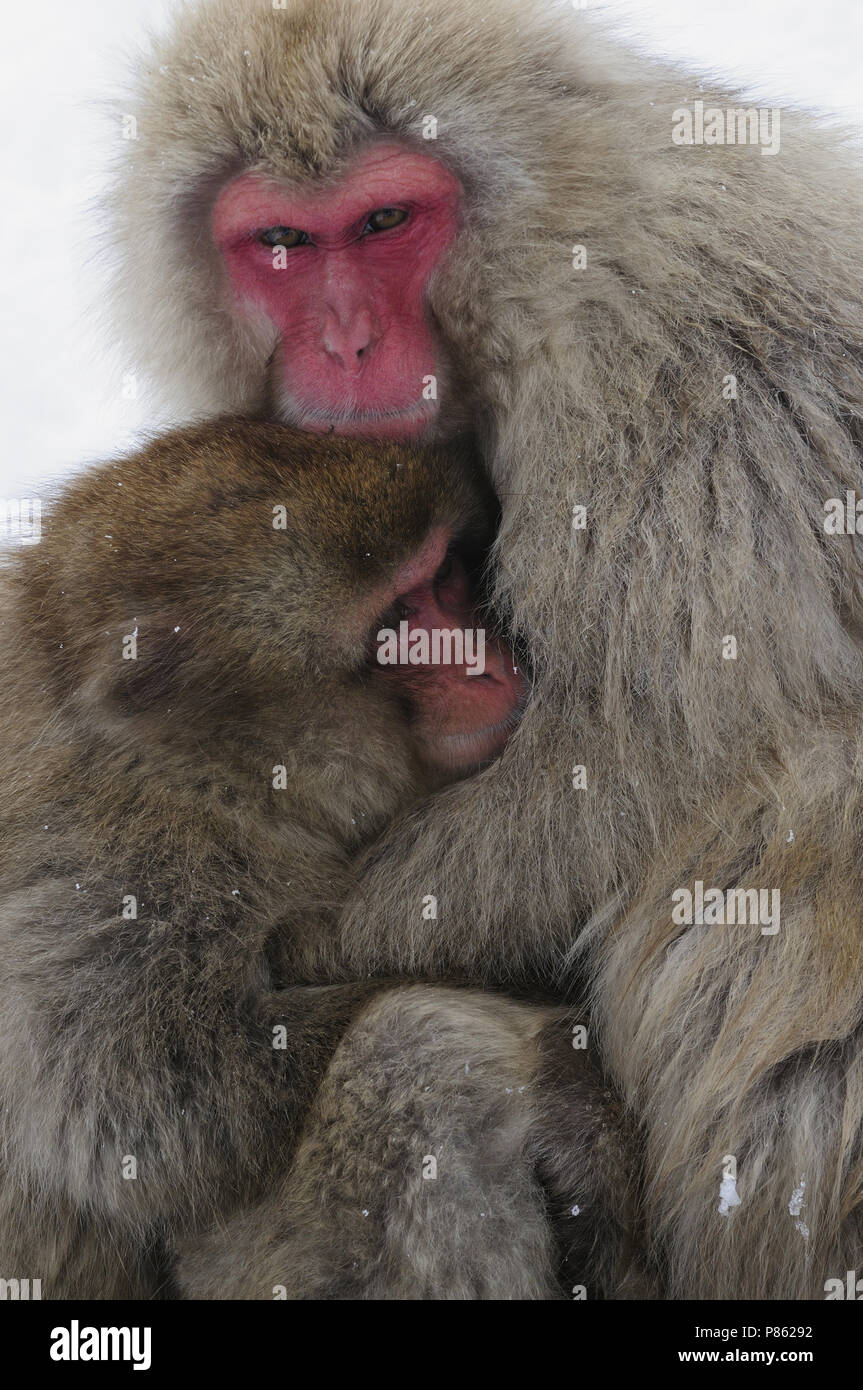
[{"left": 1, "top": 0, "right": 861, "bottom": 500}]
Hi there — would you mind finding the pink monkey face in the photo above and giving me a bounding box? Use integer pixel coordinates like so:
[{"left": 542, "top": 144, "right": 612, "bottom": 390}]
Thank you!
[{"left": 213, "top": 144, "right": 462, "bottom": 440}]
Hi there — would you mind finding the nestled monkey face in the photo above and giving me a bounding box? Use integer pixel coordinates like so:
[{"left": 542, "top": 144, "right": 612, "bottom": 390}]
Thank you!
[
  {"left": 29, "top": 422, "right": 525, "bottom": 784},
  {"left": 371, "top": 526, "right": 528, "bottom": 772},
  {"left": 213, "top": 143, "right": 463, "bottom": 441}
]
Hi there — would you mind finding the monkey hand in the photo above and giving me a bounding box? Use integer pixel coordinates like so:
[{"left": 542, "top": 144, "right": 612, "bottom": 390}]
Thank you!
[{"left": 174, "top": 986, "right": 645, "bottom": 1300}]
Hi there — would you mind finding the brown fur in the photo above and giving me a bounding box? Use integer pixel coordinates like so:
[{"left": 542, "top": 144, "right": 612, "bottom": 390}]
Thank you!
[
  {"left": 104, "top": 0, "right": 863, "bottom": 1297},
  {"left": 175, "top": 986, "right": 628, "bottom": 1300},
  {"left": 0, "top": 418, "right": 636, "bottom": 1299}
]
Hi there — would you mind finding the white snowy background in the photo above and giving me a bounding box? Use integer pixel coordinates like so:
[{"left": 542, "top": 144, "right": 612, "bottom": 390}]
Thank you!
[{"left": 1, "top": 0, "right": 861, "bottom": 502}]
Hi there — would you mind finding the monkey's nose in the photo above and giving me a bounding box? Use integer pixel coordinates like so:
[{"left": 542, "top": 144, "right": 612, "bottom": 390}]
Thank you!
[{"left": 322, "top": 310, "right": 377, "bottom": 372}]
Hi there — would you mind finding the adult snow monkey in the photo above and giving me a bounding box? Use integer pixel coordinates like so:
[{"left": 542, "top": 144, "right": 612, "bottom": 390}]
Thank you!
[{"left": 106, "top": 0, "right": 863, "bottom": 1298}]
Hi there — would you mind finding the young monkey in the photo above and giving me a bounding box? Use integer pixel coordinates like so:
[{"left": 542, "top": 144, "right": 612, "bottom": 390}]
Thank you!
[{"left": 0, "top": 420, "right": 640, "bottom": 1299}]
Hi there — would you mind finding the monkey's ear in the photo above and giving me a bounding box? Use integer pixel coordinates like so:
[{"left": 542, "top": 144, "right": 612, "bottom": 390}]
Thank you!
[
  {"left": 78, "top": 613, "right": 201, "bottom": 718},
  {"left": 117, "top": 620, "right": 197, "bottom": 713}
]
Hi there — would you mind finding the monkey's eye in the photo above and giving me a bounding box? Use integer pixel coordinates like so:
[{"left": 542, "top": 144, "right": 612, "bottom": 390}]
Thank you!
[
  {"left": 258, "top": 226, "right": 310, "bottom": 248},
  {"left": 379, "top": 599, "right": 414, "bottom": 628},
  {"left": 363, "top": 207, "right": 408, "bottom": 235}
]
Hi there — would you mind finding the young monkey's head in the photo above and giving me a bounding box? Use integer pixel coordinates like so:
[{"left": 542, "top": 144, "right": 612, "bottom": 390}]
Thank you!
[{"left": 20, "top": 420, "right": 527, "bottom": 805}]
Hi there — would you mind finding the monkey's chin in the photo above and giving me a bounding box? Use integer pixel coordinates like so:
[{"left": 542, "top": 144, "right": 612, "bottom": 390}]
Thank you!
[
  {"left": 422, "top": 710, "right": 524, "bottom": 774},
  {"left": 280, "top": 394, "right": 439, "bottom": 441}
]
